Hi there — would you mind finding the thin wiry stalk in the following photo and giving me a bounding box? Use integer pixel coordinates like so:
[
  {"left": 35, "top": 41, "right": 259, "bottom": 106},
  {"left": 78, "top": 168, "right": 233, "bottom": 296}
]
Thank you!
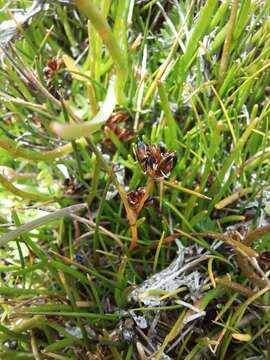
[{"left": 218, "top": 0, "right": 239, "bottom": 86}]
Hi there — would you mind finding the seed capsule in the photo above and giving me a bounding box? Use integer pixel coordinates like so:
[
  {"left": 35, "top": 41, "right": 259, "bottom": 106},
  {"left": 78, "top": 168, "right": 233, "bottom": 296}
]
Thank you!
[
  {"left": 133, "top": 140, "right": 177, "bottom": 178},
  {"left": 127, "top": 187, "right": 153, "bottom": 211},
  {"left": 103, "top": 111, "right": 134, "bottom": 145}
]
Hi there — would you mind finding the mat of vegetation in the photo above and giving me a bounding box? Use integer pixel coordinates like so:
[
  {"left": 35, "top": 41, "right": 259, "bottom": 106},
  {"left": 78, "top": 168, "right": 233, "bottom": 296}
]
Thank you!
[{"left": 0, "top": 0, "right": 269, "bottom": 359}]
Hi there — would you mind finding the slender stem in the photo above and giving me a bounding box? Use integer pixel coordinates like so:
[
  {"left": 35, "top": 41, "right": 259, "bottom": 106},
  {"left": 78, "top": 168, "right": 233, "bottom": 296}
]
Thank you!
[
  {"left": 31, "top": 331, "right": 42, "bottom": 360},
  {"left": 218, "top": 0, "right": 239, "bottom": 85},
  {"left": 129, "top": 177, "right": 154, "bottom": 250},
  {"left": 72, "top": 141, "right": 84, "bottom": 181},
  {"left": 94, "top": 177, "right": 112, "bottom": 253},
  {"left": 11, "top": 210, "right": 26, "bottom": 288},
  {"left": 159, "top": 179, "right": 164, "bottom": 211},
  {"left": 0, "top": 204, "right": 87, "bottom": 246},
  {"left": 163, "top": 180, "right": 211, "bottom": 200},
  {"left": 74, "top": 0, "right": 127, "bottom": 102},
  {"left": 211, "top": 84, "right": 236, "bottom": 145},
  {"left": 85, "top": 138, "right": 137, "bottom": 249},
  {"left": 0, "top": 173, "right": 52, "bottom": 202},
  {"left": 0, "top": 135, "right": 86, "bottom": 161},
  {"left": 135, "top": 177, "right": 154, "bottom": 215}
]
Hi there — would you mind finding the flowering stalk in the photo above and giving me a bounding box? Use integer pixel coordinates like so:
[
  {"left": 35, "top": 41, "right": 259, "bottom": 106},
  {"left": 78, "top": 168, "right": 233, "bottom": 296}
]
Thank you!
[
  {"left": 130, "top": 141, "right": 177, "bottom": 249},
  {"left": 85, "top": 138, "right": 137, "bottom": 251},
  {"left": 128, "top": 177, "right": 154, "bottom": 250}
]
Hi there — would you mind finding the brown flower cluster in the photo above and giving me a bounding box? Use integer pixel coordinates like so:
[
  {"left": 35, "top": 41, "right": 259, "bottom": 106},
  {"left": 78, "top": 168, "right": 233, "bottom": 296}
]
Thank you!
[
  {"left": 63, "top": 178, "right": 84, "bottom": 196},
  {"left": 127, "top": 187, "right": 153, "bottom": 211},
  {"left": 133, "top": 140, "right": 177, "bottom": 178},
  {"left": 104, "top": 111, "right": 134, "bottom": 145},
  {"left": 127, "top": 140, "right": 177, "bottom": 249},
  {"left": 44, "top": 56, "right": 64, "bottom": 81},
  {"left": 126, "top": 141, "right": 176, "bottom": 216}
]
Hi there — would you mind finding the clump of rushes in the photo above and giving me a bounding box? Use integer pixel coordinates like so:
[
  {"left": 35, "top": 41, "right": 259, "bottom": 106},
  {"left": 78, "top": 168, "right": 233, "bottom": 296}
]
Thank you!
[{"left": 129, "top": 140, "right": 177, "bottom": 249}]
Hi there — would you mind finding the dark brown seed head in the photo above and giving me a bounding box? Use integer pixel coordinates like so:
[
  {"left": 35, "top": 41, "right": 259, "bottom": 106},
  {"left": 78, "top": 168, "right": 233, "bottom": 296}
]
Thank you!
[
  {"left": 133, "top": 140, "right": 148, "bottom": 163},
  {"left": 107, "top": 111, "right": 129, "bottom": 125},
  {"left": 103, "top": 111, "right": 133, "bottom": 144},
  {"left": 134, "top": 140, "right": 177, "bottom": 178},
  {"left": 44, "top": 56, "right": 64, "bottom": 80},
  {"left": 127, "top": 187, "right": 146, "bottom": 210},
  {"left": 159, "top": 151, "right": 177, "bottom": 177},
  {"left": 148, "top": 144, "right": 162, "bottom": 163},
  {"left": 127, "top": 187, "right": 154, "bottom": 211},
  {"left": 63, "top": 178, "right": 84, "bottom": 195}
]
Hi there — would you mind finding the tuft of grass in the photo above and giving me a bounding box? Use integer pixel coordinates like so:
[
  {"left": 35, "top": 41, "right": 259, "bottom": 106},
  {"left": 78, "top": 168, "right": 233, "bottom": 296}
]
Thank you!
[{"left": 0, "top": 0, "right": 269, "bottom": 359}]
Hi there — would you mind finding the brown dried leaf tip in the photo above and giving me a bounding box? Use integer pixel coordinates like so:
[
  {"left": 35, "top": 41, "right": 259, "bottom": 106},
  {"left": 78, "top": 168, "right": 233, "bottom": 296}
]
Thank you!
[
  {"left": 258, "top": 251, "right": 270, "bottom": 271},
  {"left": 104, "top": 111, "right": 134, "bottom": 145},
  {"left": 133, "top": 140, "right": 177, "bottom": 178},
  {"left": 127, "top": 187, "right": 153, "bottom": 211}
]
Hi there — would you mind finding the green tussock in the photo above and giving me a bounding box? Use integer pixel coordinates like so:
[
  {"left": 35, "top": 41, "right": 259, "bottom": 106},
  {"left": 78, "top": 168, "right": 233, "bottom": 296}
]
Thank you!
[{"left": 0, "top": 0, "right": 269, "bottom": 359}]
